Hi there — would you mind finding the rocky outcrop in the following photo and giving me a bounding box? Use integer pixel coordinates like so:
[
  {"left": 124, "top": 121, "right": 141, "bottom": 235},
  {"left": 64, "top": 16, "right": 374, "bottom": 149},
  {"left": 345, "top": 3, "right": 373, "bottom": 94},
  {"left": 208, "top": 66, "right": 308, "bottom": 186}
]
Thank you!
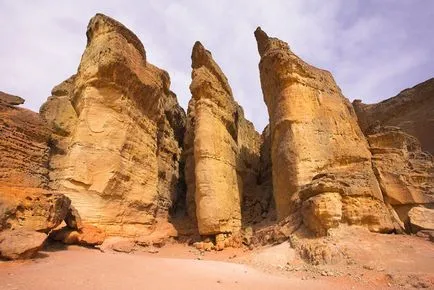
[
  {"left": 0, "top": 91, "right": 24, "bottom": 106},
  {"left": 0, "top": 93, "right": 74, "bottom": 234},
  {"left": 0, "top": 229, "right": 47, "bottom": 260},
  {"left": 353, "top": 78, "right": 434, "bottom": 154},
  {"left": 241, "top": 121, "right": 273, "bottom": 224},
  {"left": 0, "top": 93, "right": 51, "bottom": 189},
  {"left": 366, "top": 126, "right": 433, "bottom": 228},
  {"left": 40, "top": 14, "right": 186, "bottom": 237},
  {"left": 184, "top": 42, "right": 261, "bottom": 236},
  {"left": 254, "top": 27, "right": 393, "bottom": 235}
]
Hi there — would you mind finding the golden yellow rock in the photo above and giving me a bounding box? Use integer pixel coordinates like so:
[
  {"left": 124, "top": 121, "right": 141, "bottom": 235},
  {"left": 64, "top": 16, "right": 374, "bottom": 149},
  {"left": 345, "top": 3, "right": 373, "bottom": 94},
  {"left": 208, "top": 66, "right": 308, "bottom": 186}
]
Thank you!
[
  {"left": 0, "top": 94, "right": 73, "bottom": 235},
  {"left": 254, "top": 27, "right": 393, "bottom": 234},
  {"left": 184, "top": 42, "right": 261, "bottom": 236},
  {"left": 40, "top": 14, "right": 185, "bottom": 237},
  {"left": 353, "top": 78, "right": 434, "bottom": 154},
  {"left": 366, "top": 126, "right": 433, "bottom": 226}
]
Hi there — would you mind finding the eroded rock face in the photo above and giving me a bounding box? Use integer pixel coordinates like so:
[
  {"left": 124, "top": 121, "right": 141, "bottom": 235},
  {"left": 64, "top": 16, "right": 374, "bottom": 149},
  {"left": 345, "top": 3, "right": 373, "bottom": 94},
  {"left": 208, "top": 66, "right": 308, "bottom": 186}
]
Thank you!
[
  {"left": 0, "top": 94, "right": 51, "bottom": 189},
  {"left": 40, "top": 13, "right": 185, "bottom": 237},
  {"left": 0, "top": 187, "right": 71, "bottom": 233},
  {"left": 254, "top": 27, "right": 393, "bottom": 235},
  {"left": 353, "top": 78, "right": 434, "bottom": 154},
  {"left": 0, "top": 94, "right": 73, "bottom": 234},
  {"left": 366, "top": 126, "right": 433, "bottom": 226},
  {"left": 184, "top": 42, "right": 261, "bottom": 235},
  {"left": 243, "top": 125, "right": 275, "bottom": 224}
]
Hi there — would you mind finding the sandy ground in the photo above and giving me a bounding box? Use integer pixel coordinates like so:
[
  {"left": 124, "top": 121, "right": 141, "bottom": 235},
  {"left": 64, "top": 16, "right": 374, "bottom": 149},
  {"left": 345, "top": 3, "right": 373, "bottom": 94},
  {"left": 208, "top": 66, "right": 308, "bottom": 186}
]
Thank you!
[
  {"left": 0, "top": 246, "right": 349, "bottom": 290},
  {"left": 0, "top": 228, "right": 433, "bottom": 289}
]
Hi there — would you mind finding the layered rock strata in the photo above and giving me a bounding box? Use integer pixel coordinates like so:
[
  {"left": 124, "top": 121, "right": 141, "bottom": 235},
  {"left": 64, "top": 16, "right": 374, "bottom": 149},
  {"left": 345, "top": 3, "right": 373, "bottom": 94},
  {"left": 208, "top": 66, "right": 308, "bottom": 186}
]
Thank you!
[
  {"left": 0, "top": 92, "right": 50, "bottom": 189},
  {"left": 0, "top": 93, "right": 82, "bottom": 259},
  {"left": 353, "top": 78, "right": 434, "bottom": 154},
  {"left": 254, "top": 27, "right": 393, "bottom": 235},
  {"left": 40, "top": 14, "right": 185, "bottom": 237},
  {"left": 184, "top": 42, "right": 261, "bottom": 236},
  {"left": 0, "top": 93, "right": 72, "bottom": 233},
  {"left": 366, "top": 126, "right": 433, "bottom": 228}
]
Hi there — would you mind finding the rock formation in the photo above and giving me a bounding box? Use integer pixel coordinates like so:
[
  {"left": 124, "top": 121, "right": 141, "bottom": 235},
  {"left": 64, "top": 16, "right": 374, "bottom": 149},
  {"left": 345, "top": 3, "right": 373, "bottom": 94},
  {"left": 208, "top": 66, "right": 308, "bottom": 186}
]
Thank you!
[
  {"left": 40, "top": 14, "right": 186, "bottom": 237},
  {"left": 0, "top": 93, "right": 81, "bottom": 259},
  {"left": 353, "top": 78, "right": 434, "bottom": 154},
  {"left": 0, "top": 187, "right": 71, "bottom": 233},
  {"left": 363, "top": 126, "right": 433, "bottom": 229},
  {"left": 408, "top": 206, "right": 434, "bottom": 233},
  {"left": 184, "top": 42, "right": 261, "bottom": 237},
  {"left": 1, "top": 13, "right": 432, "bottom": 262},
  {"left": 254, "top": 27, "right": 394, "bottom": 235},
  {"left": 0, "top": 93, "right": 72, "bottom": 232},
  {"left": 0, "top": 92, "right": 51, "bottom": 189},
  {"left": 0, "top": 91, "right": 24, "bottom": 106},
  {"left": 0, "top": 229, "right": 47, "bottom": 260}
]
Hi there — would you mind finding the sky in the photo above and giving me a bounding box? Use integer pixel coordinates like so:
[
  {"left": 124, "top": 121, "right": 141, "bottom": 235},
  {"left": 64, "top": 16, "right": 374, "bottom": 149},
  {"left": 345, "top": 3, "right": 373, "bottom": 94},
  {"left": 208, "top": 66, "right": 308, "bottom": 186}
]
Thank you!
[{"left": 0, "top": 1, "right": 433, "bottom": 132}]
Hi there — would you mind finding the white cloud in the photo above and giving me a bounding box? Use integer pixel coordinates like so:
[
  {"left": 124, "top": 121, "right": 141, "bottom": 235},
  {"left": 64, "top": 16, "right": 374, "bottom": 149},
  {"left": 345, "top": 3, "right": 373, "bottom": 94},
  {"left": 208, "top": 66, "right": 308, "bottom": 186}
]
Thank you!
[{"left": 0, "top": 0, "right": 432, "bottom": 131}]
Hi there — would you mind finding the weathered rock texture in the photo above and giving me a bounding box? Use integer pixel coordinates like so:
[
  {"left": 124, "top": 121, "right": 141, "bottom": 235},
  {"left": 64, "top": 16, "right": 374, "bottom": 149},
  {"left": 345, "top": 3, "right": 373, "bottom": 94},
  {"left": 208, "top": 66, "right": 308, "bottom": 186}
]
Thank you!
[
  {"left": 255, "top": 27, "right": 393, "bottom": 235},
  {"left": 0, "top": 92, "right": 50, "bottom": 189},
  {"left": 0, "top": 91, "right": 24, "bottom": 106},
  {"left": 0, "top": 229, "right": 47, "bottom": 260},
  {"left": 40, "top": 14, "right": 185, "bottom": 237},
  {"left": 0, "top": 187, "right": 71, "bottom": 233},
  {"left": 184, "top": 42, "right": 261, "bottom": 236},
  {"left": 0, "top": 93, "right": 81, "bottom": 259},
  {"left": 50, "top": 224, "right": 106, "bottom": 246},
  {"left": 353, "top": 78, "right": 434, "bottom": 154},
  {"left": 0, "top": 93, "right": 73, "bottom": 233},
  {"left": 408, "top": 206, "right": 434, "bottom": 233},
  {"left": 242, "top": 124, "right": 275, "bottom": 224},
  {"left": 366, "top": 126, "right": 433, "bottom": 228}
]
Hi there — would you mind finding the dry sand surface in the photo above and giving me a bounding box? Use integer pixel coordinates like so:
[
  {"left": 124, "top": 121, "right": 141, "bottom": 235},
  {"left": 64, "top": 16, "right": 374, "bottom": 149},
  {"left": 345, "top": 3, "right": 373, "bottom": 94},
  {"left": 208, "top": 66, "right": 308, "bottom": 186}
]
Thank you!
[
  {"left": 0, "top": 228, "right": 433, "bottom": 290},
  {"left": 0, "top": 246, "right": 342, "bottom": 290}
]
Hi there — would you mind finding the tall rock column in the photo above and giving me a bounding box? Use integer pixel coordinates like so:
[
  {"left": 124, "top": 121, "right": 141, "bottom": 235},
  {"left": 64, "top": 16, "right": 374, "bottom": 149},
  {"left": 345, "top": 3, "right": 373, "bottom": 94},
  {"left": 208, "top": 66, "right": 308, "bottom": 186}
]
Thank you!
[
  {"left": 185, "top": 42, "right": 261, "bottom": 236},
  {"left": 40, "top": 14, "right": 185, "bottom": 237},
  {"left": 254, "top": 28, "right": 393, "bottom": 234}
]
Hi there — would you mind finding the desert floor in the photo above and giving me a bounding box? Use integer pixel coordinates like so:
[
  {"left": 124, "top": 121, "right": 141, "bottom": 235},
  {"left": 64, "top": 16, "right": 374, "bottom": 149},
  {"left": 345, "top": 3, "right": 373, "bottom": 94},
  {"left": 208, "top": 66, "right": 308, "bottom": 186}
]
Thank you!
[{"left": 1, "top": 228, "right": 433, "bottom": 289}]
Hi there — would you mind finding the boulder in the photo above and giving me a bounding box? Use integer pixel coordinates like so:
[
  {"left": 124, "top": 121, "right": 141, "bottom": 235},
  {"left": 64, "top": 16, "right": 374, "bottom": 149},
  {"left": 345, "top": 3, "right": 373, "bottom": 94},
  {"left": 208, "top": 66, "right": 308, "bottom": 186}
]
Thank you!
[
  {"left": 40, "top": 13, "right": 186, "bottom": 237},
  {"left": 408, "top": 207, "right": 434, "bottom": 233},
  {"left": 0, "top": 188, "right": 71, "bottom": 233},
  {"left": 50, "top": 225, "right": 105, "bottom": 246},
  {"left": 184, "top": 41, "right": 261, "bottom": 236},
  {"left": 254, "top": 27, "right": 393, "bottom": 235},
  {"left": 99, "top": 237, "right": 136, "bottom": 253},
  {"left": 0, "top": 229, "right": 47, "bottom": 260}
]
